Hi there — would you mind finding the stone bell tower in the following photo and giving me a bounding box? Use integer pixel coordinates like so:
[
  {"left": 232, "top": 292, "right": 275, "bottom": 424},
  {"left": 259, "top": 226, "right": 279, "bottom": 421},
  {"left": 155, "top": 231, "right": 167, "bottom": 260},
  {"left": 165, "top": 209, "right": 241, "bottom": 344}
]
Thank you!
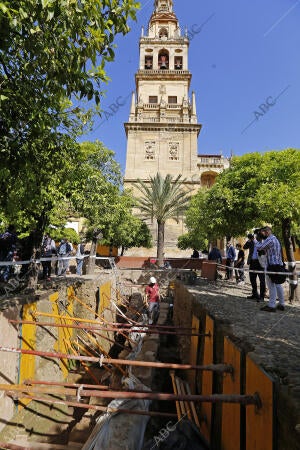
[{"left": 124, "top": 0, "right": 202, "bottom": 252}]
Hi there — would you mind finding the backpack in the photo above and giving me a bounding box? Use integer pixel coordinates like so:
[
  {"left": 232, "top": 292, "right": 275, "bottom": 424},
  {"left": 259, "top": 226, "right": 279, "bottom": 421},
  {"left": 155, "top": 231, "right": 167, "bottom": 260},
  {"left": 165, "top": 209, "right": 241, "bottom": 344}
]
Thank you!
[
  {"left": 59, "top": 242, "right": 71, "bottom": 255},
  {"left": 58, "top": 242, "right": 67, "bottom": 255}
]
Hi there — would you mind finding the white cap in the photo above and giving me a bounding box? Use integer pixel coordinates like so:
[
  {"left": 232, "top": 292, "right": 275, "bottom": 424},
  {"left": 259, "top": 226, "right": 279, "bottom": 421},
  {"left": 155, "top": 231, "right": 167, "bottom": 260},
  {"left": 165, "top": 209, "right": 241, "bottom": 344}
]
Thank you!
[{"left": 150, "top": 277, "right": 156, "bottom": 284}]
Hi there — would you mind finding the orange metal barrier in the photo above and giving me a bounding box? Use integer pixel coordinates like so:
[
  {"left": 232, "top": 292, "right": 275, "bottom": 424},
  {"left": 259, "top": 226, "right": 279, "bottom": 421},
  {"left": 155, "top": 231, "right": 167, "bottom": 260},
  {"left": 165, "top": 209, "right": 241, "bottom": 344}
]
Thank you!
[
  {"left": 246, "top": 356, "right": 275, "bottom": 450},
  {"left": 222, "top": 337, "right": 242, "bottom": 450},
  {"left": 201, "top": 315, "right": 214, "bottom": 443}
]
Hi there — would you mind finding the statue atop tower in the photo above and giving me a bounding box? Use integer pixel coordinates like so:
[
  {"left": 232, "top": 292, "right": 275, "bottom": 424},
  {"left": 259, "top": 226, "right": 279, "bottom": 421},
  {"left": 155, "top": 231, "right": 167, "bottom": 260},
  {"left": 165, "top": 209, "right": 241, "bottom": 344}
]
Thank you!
[
  {"left": 149, "top": 0, "right": 178, "bottom": 38},
  {"left": 154, "top": 0, "right": 173, "bottom": 13}
]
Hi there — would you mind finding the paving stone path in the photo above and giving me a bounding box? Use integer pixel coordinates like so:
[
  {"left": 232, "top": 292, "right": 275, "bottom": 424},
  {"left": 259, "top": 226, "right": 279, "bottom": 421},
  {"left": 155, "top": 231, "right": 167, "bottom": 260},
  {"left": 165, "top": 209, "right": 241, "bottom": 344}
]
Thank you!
[{"left": 187, "top": 276, "right": 300, "bottom": 426}]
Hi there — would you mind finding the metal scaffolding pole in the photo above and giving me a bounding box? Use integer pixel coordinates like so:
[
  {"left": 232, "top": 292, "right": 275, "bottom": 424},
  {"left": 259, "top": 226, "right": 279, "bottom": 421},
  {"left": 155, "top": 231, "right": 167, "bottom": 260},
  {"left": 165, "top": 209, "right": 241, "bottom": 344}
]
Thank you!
[
  {"left": 0, "top": 346, "right": 233, "bottom": 373},
  {"left": 6, "top": 392, "right": 178, "bottom": 418},
  {"left": 10, "top": 320, "right": 127, "bottom": 349},
  {"left": 9, "top": 320, "right": 209, "bottom": 337},
  {"left": 2, "top": 385, "right": 262, "bottom": 407},
  {"left": 24, "top": 379, "right": 109, "bottom": 389},
  {"left": 72, "top": 294, "right": 132, "bottom": 344}
]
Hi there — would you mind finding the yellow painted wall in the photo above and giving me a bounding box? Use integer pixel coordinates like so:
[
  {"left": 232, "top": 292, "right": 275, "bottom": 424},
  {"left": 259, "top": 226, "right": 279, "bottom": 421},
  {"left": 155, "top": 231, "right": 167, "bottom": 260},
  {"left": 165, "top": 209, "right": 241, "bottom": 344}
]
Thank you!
[
  {"left": 50, "top": 290, "right": 74, "bottom": 379},
  {"left": 98, "top": 281, "right": 111, "bottom": 315},
  {"left": 19, "top": 302, "right": 37, "bottom": 409}
]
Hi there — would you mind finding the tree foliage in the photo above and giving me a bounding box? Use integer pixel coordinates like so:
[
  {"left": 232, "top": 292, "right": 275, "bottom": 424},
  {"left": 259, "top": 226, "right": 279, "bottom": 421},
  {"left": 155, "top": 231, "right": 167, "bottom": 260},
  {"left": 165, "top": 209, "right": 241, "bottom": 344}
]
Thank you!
[
  {"left": 183, "top": 149, "right": 300, "bottom": 250},
  {"left": 1, "top": 135, "right": 152, "bottom": 255},
  {"left": 0, "top": 0, "right": 139, "bottom": 236},
  {"left": 47, "top": 226, "right": 79, "bottom": 244},
  {"left": 67, "top": 141, "right": 151, "bottom": 251},
  {"left": 99, "top": 191, "right": 152, "bottom": 251},
  {"left": 68, "top": 140, "right": 122, "bottom": 225},
  {"left": 0, "top": 0, "right": 139, "bottom": 103},
  {"left": 178, "top": 188, "right": 210, "bottom": 250}
]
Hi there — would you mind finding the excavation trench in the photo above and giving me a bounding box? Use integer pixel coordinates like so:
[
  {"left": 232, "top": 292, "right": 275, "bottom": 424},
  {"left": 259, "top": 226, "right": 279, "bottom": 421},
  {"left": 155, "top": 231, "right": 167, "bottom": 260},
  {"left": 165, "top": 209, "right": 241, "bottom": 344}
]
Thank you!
[
  {"left": 0, "top": 276, "right": 208, "bottom": 449},
  {"left": 1, "top": 264, "right": 299, "bottom": 449}
]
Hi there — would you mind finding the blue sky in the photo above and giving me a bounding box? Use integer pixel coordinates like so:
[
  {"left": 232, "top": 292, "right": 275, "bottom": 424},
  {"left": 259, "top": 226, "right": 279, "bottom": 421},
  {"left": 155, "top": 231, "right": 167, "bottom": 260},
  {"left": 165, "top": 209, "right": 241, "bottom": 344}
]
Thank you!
[{"left": 82, "top": 0, "right": 300, "bottom": 172}]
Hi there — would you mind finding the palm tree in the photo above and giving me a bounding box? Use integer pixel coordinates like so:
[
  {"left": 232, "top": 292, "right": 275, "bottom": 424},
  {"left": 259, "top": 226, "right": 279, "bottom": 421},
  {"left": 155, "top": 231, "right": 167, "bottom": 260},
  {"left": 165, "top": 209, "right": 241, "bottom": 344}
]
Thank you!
[{"left": 135, "top": 173, "right": 191, "bottom": 267}]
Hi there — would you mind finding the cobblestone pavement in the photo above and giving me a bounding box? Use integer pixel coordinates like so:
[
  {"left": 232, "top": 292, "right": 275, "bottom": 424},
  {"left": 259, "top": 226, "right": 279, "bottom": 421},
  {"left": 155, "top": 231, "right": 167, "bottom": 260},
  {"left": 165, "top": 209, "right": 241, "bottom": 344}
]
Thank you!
[{"left": 188, "top": 276, "right": 300, "bottom": 416}]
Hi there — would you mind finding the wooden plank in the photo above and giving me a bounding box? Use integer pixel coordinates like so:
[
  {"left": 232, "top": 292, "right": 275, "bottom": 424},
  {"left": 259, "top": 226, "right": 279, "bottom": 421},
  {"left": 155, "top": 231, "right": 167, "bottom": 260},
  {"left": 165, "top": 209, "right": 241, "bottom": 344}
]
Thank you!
[
  {"left": 185, "top": 381, "right": 201, "bottom": 429},
  {"left": 188, "top": 315, "right": 200, "bottom": 393},
  {"left": 246, "top": 356, "right": 275, "bottom": 450},
  {"left": 201, "top": 315, "right": 214, "bottom": 443},
  {"left": 221, "top": 337, "right": 241, "bottom": 450},
  {"left": 175, "top": 376, "right": 187, "bottom": 417},
  {"left": 176, "top": 376, "right": 193, "bottom": 421},
  {"left": 169, "top": 370, "right": 181, "bottom": 420}
]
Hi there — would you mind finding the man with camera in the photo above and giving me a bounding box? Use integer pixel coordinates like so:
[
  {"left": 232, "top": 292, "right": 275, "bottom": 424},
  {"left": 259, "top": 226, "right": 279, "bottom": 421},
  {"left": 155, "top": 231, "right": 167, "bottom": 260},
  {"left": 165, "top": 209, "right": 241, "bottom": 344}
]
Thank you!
[
  {"left": 256, "top": 226, "right": 285, "bottom": 312},
  {"left": 243, "top": 231, "right": 266, "bottom": 301}
]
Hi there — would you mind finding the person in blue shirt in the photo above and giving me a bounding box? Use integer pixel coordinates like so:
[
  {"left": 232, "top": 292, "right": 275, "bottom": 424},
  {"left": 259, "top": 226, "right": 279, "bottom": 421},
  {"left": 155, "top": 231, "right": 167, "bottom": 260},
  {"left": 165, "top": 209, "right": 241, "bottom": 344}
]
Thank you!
[
  {"left": 57, "top": 239, "right": 72, "bottom": 276},
  {"left": 208, "top": 246, "right": 222, "bottom": 264}
]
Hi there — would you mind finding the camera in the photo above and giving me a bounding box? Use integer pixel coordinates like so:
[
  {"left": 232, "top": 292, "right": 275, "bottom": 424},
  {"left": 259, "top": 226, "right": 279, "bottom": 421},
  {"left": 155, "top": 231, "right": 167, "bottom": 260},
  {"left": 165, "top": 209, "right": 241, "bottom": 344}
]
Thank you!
[{"left": 254, "top": 228, "right": 264, "bottom": 241}]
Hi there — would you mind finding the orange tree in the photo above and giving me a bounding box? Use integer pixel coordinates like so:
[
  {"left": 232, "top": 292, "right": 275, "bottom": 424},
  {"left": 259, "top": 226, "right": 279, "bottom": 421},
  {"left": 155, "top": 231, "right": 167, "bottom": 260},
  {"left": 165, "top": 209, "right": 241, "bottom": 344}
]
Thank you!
[
  {"left": 182, "top": 149, "right": 300, "bottom": 299},
  {"left": 0, "top": 0, "right": 139, "bottom": 235}
]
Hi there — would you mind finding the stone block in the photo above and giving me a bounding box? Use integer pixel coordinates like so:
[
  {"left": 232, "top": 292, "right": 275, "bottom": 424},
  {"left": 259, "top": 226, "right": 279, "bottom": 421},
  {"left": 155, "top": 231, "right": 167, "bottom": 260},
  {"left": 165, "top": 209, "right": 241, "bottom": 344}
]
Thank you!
[
  {"left": 142, "top": 339, "right": 159, "bottom": 355},
  {"left": 143, "top": 350, "right": 156, "bottom": 361},
  {"left": 67, "top": 416, "right": 92, "bottom": 444},
  {"left": 157, "top": 314, "right": 168, "bottom": 325},
  {"left": 118, "top": 349, "right": 131, "bottom": 360},
  {"left": 131, "top": 366, "right": 153, "bottom": 385},
  {"left": 160, "top": 303, "right": 169, "bottom": 312}
]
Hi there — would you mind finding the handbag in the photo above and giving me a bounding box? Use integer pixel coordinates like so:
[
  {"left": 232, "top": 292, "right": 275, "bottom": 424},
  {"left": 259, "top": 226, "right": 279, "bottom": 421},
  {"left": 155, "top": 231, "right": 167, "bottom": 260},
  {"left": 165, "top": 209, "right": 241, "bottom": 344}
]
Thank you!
[{"left": 267, "top": 264, "right": 288, "bottom": 284}]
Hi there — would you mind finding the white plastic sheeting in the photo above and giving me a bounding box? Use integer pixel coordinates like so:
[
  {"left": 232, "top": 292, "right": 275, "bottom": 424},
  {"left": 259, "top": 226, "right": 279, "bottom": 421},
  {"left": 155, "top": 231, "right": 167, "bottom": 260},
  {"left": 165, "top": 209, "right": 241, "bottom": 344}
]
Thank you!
[
  {"left": 81, "top": 397, "right": 150, "bottom": 450},
  {"left": 82, "top": 375, "right": 151, "bottom": 450}
]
